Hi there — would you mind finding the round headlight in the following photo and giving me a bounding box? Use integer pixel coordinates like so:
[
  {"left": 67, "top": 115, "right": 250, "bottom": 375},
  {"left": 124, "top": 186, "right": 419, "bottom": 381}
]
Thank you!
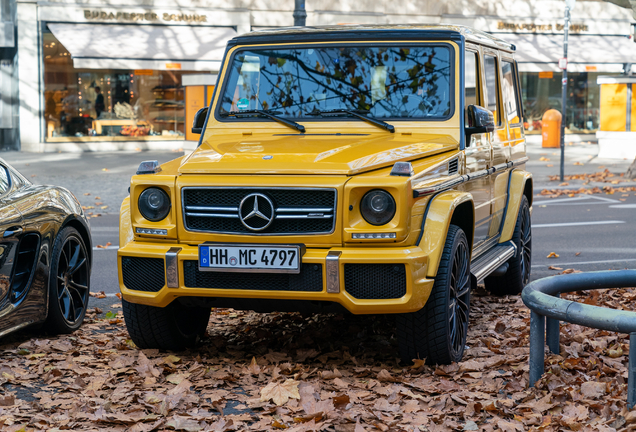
[
  {"left": 138, "top": 187, "right": 171, "bottom": 222},
  {"left": 360, "top": 189, "right": 396, "bottom": 226}
]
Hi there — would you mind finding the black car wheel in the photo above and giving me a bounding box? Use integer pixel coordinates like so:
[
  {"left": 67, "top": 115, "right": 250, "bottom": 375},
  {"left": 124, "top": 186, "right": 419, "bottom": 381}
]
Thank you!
[
  {"left": 485, "top": 195, "right": 532, "bottom": 295},
  {"left": 46, "top": 226, "right": 90, "bottom": 333},
  {"left": 123, "top": 299, "right": 211, "bottom": 351},
  {"left": 397, "top": 224, "right": 471, "bottom": 365}
]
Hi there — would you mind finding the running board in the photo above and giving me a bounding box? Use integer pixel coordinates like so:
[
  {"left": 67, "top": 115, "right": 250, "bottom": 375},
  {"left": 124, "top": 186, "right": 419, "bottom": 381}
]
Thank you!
[{"left": 471, "top": 241, "right": 517, "bottom": 282}]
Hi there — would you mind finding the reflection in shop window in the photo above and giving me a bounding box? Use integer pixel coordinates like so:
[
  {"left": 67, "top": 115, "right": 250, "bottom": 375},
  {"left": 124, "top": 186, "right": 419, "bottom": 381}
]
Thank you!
[
  {"left": 43, "top": 29, "right": 189, "bottom": 142},
  {"left": 520, "top": 71, "right": 606, "bottom": 134}
]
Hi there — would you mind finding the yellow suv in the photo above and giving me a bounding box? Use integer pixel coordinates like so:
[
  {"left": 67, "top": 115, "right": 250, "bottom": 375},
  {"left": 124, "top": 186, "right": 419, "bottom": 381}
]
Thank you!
[{"left": 118, "top": 25, "right": 532, "bottom": 364}]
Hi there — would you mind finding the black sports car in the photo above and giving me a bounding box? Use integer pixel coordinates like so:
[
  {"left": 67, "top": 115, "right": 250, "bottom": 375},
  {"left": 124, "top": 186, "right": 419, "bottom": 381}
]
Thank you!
[{"left": 0, "top": 158, "right": 91, "bottom": 338}]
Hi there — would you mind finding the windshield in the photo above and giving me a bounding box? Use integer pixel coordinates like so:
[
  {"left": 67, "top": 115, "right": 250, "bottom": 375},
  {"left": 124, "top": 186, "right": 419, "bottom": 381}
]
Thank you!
[{"left": 217, "top": 44, "right": 452, "bottom": 120}]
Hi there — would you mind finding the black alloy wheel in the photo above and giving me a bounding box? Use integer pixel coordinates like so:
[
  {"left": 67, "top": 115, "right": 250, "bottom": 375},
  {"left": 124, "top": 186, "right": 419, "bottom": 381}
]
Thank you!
[
  {"left": 519, "top": 199, "right": 532, "bottom": 286},
  {"left": 46, "top": 227, "right": 90, "bottom": 333},
  {"left": 485, "top": 195, "right": 532, "bottom": 296},
  {"left": 396, "top": 224, "right": 471, "bottom": 365},
  {"left": 448, "top": 236, "right": 471, "bottom": 357}
]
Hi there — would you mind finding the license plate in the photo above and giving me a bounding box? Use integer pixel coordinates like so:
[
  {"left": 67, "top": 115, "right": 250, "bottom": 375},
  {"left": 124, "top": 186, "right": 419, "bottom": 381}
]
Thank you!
[{"left": 198, "top": 243, "right": 301, "bottom": 273}]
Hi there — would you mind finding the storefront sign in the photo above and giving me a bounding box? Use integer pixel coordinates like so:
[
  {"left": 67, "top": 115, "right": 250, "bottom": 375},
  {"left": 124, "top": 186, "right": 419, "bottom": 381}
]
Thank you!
[
  {"left": 165, "top": 63, "right": 182, "bottom": 70},
  {"left": 83, "top": 10, "right": 208, "bottom": 23},
  {"left": 497, "top": 21, "right": 588, "bottom": 33},
  {"left": 539, "top": 72, "right": 554, "bottom": 79}
]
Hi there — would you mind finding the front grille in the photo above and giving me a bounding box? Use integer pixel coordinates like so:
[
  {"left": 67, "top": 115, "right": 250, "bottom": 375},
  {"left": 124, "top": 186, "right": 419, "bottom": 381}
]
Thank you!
[
  {"left": 183, "top": 261, "right": 323, "bottom": 292},
  {"left": 182, "top": 188, "right": 336, "bottom": 235},
  {"left": 344, "top": 264, "right": 407, "bottom": 300},
  {"left": 121, "top": 257, "right": 165, "bottom": 292}
]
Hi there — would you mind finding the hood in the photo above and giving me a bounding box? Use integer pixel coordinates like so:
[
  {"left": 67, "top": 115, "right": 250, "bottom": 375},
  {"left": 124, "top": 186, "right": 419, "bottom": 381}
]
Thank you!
[{"left": 179, "top": 133, "right": 458, "bottom": 175}]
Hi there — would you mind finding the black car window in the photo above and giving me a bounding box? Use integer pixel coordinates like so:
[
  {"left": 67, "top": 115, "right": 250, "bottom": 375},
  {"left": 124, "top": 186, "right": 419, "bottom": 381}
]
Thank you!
[
  {"left": 0, "top": 166, "right": 10, "bottom": 195},
  {"left": 484, "top": 55, "right": 501, "bottom": 126}
]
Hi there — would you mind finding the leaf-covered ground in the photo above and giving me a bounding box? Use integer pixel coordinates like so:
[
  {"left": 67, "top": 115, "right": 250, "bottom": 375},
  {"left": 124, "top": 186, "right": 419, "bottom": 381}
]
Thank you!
[{"left": 0, "top": 286, "right": 635, "bottom": 431}]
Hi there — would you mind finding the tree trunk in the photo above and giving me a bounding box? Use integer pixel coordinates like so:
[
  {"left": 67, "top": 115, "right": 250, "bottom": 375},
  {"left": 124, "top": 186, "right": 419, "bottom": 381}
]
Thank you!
[{"left": 627, "top": 157, "right": 636, "bottom": 179}]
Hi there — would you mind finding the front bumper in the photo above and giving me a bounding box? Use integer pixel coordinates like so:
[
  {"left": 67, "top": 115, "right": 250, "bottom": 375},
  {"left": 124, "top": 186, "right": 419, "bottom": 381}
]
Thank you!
[{"left": 118, "top": 242, "right": 434, "bottom": 314}]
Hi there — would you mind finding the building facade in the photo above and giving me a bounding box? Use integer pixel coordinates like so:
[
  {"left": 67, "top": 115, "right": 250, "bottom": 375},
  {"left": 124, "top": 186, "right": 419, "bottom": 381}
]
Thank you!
[{"left": 0, "top": 0, "right": 634, "bottom": 151}]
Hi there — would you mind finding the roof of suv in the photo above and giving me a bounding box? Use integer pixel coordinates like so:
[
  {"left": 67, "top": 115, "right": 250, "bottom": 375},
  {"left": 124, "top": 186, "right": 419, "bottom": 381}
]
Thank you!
[{"left": 230, "top": 24, "right": 516, "bottom": 52}]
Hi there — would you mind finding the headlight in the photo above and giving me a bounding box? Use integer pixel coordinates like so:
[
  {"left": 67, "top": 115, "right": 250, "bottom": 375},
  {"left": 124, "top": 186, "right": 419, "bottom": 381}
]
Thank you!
[
  {"left": 360, "top": 189, "right": 396, "bottom": 226},
  {"left": 138, "top": 187, "right": 171, "bottom": 222}
]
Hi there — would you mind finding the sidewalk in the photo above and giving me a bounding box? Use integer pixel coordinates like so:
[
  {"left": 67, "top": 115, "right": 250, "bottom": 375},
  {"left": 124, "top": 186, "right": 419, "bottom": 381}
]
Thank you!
[
  {"left": 0, "top": 139, "right": 631, "bottom": 215},
  {"left": 525, "top": 139, "right": 635, "bottom": 191}
]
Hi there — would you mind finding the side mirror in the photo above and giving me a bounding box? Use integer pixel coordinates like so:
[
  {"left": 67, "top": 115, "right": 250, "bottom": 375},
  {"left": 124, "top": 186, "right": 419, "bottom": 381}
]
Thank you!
[
  {"left": 465, "top": 105, "right": 495, "bottom": 138},
  {"left": 191, "top": 107, "right": 208, "bottom": 134}
]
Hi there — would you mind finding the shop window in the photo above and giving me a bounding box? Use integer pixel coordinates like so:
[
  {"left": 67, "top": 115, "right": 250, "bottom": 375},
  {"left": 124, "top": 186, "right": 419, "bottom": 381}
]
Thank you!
[
  {"left": 502, "top": 61, "right": 520, "bottom": 125},
  {"left": 43, "top": 29, "right": 189, "bottom": 142},
  {"left": 520, "top": 71, "right": 605, "bottom": 134},
  {"left": 465, "top": 51, "right": 479, "bottom": 126},
  {"left": 484, "top": 55, "right": 500, "bottom": 126}
]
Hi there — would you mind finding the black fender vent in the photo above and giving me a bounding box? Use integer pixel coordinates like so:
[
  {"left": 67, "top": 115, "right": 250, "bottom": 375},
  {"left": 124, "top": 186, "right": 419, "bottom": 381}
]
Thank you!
[
  {"left": 183, "top": 261, "right": 323, "bottom": 292},
  {"left": 448, "top": 158, "right": 459, "bottom": 175},
  {"left": 121, "top": 257, "right": 165, "bottom": 292},
  {"left": 11, "top": 234, "right": 40, "bottom": 302},
  {"left": 344, "top": 264, "right": 407, "bottom": 300}
]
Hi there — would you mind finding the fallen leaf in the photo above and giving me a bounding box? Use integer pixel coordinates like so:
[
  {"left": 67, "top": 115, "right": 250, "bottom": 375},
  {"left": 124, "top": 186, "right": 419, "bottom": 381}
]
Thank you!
[
  {"left": 581, "top": 381, "right": 606, "bottom": 399},
  {"left": 547, "top": 252, "right": 560, "bottom": 258},
  {"left": 260, "top": 379, "right": 300, "bottom": 406}
]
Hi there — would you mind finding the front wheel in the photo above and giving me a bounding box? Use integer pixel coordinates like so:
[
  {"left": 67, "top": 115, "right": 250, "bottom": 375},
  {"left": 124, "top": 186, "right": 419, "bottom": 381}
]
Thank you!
[
  {"left": 46, "top": 226, "right": 91, "bottom": 334},
  {"left": 396, "top": 224, "right": 471, "bottom": 365},
  {"left": 485, "top": 195, "right": 532, "bottom": 296},
  {"left": 122, "top": 299, "right": 211, "bottom": 351}
]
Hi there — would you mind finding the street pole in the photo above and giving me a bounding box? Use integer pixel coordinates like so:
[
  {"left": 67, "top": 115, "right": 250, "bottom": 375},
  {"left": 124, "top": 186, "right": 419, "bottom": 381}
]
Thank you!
[
  {"left": 559, "top": 7, "right": 570, "bottom": 182},
  {"left": 293, "top": 0, "right": 307, "bottom": 26}
]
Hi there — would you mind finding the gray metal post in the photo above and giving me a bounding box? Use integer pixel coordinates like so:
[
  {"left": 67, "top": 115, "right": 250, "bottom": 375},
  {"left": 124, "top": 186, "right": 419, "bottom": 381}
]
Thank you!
[
  {"left": 559, "top": 6, "right": 570, "bottom": 182},
  {"left": 546, "top": 317, "right": 560, "bottom": 354},
  {"left": 529, "top": 311, "right": 546, "bottom": 387},
  {"left": 293, "top": 0, "right": 307, "bottom": 26},
  {"left": 629, "top": 332, "right": 636, "bottom": 409}
]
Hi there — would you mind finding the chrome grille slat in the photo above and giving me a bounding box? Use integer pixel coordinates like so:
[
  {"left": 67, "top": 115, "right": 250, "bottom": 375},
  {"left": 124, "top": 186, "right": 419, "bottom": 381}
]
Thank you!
[{"left": 182, "top": 187, "right": 337, "bottom": 235}]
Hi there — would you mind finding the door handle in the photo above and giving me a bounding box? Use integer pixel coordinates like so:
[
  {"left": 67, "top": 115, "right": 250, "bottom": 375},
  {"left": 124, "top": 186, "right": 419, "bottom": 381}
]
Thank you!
[{"left": 3, "top": 227, "right": 23, "bottom": 238}]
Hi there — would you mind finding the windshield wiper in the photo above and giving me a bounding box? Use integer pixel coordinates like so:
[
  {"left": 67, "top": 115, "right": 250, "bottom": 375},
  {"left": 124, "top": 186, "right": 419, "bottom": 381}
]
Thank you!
[
  {"left": 222, "top": 109, "right": 305, "bottom": 133},
  {"left": 308, "top": 109, "right": 395, "bottom": 133}
]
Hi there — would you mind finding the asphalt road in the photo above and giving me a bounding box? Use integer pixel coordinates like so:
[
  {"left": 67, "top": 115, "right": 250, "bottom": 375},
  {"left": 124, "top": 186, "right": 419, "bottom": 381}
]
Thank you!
[{"left": 87, "top": 189, "right": 636, "bottom": 300}]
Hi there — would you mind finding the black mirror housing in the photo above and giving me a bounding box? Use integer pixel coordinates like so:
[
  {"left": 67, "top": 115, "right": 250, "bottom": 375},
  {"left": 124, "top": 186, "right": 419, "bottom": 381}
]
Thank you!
[
  {"left": 192, "top": 107, "right": 209, "bottom": 134},
  {"left": 465, "top": 105, "right": 495, "bottom": 138}
]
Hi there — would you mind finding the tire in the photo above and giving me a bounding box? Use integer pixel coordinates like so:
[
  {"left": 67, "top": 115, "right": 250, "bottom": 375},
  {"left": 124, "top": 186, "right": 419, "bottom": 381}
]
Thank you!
[
  {"left": 46, "top": 226, "right": 91, "bottom": 334},
  {"left": 396, "top": 224, "right": 471, "bottom": 365},
  {"left": 122, "top": 299, "right": 211, "bottom": 351},
  {"left": 485, "top": 195, "right": 532, "bottom": 296}
]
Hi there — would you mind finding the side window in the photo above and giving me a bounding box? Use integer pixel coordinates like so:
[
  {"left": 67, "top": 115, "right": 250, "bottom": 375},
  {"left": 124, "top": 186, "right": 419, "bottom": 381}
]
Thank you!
[
  {"left": 502, "top": 60, "right": 521, "bottom": 124},
  {"left": 484, "top": 55, "right": 501, "bottom": 126},
  {"left": 0, "top": 166, "right": 10, "bottom": 195},
  {"left": 465, "top": 51, "right": 479, "bottom": 126}
]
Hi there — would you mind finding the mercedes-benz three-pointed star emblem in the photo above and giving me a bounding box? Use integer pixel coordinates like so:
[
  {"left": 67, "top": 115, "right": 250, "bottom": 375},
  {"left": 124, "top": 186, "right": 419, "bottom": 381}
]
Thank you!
[{"left": 238, "top": 193, "right": 275, "bottom": 231}]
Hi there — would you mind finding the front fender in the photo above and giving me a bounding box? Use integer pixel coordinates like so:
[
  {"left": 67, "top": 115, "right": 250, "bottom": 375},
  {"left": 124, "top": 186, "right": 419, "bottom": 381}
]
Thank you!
[
  {"left": 119, "top": 196, "right": 133, "bottom": 248},
  {"left": 418, "top": 191, "right": 474, "bottom": 278},
  {"left": 499, "top": 170, "right": 533, "bottom": 243}
]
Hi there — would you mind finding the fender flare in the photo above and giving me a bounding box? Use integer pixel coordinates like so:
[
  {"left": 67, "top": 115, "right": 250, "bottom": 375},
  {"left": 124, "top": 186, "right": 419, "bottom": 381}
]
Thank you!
[
  {"left": 417, "top": 191, "right": 475, "bottom": 278},
  {"left": 499, "top": 170, "right": 533, "bottom": 243},
  {"left": 119, "top": 196, "right": 134, "bottom": 248}
]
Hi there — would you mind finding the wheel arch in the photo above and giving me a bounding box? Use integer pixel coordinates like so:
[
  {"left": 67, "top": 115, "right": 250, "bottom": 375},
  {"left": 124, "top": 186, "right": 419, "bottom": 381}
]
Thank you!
[
  {"left": 61, "top": 215, "right": 93, "bottom": 269},
  {"left": 500, "top": 170, "right": 533, "bottom": 243},
  {"left": 417, "top": 191, "right": 474, "bottom": 278}
]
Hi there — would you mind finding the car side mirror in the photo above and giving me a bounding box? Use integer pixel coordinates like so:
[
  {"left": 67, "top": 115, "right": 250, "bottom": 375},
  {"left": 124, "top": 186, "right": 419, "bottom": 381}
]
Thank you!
[
  {"left": 465, "top": 105, "right": 495, "bottom": 138},
  {"left": 191, "top": 107, "right": 208, "bottom": 134}
]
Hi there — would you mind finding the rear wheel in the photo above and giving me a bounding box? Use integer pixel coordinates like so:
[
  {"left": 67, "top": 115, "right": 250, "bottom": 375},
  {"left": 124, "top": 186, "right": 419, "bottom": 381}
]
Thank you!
[
  {"left": 485, "top": 195, "right": 531, "bottom": 296},
  {"left": 396, "top": 224, "right": 471, "bottom": 365},
  {"left": 122, "top": 299, "right": 211, "bottom": 351}
]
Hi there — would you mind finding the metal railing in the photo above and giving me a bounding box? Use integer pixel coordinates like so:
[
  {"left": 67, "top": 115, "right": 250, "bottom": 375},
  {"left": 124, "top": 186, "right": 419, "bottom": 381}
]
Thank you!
[{"left": 521, "top": 270, "right": 636, "bottom": 409}]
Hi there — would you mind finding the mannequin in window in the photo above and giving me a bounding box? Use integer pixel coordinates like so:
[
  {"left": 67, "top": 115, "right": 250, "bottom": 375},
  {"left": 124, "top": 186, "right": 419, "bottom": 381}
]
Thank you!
[{"left": 95, "top": 87, "right": 105, "bottom": 118}]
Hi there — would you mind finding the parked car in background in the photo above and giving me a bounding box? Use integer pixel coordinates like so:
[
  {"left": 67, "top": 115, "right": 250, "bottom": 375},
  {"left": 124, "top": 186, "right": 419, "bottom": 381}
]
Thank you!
[
  {"left": 0, "top": 159, "right": 92, "bottom": 338},
  {"left": 118, "top": 24, "right": 532, "bottom": 365}
]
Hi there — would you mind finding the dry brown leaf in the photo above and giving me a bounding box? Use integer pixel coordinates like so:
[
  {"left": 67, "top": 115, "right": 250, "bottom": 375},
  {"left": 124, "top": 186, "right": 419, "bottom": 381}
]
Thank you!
[
  {"left": 580, "top": 381, "right": 606, "bottom": 399},
  {"left": 547, "top": 252, "right": 560, "bottom": 258},
  {"left": 260, "top": 379, "right": 300, "bottom": 406}
]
